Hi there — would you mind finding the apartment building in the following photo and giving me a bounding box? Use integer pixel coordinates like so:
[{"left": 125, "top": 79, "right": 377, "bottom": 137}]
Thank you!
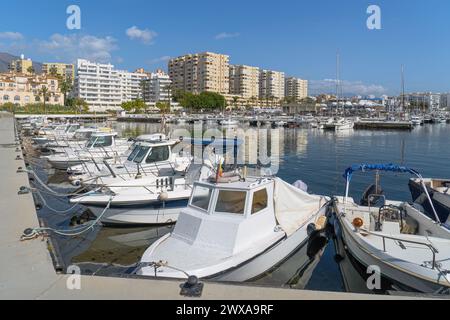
[
  {"left": 405, "top": 92, "right": 441, "bottom": 111},
  {"left": 0, "top": 72, "right": 64, "bottom": 106},
  {"left": 142, "top": 69, "right": 171, "bottom": 103},
  {"left": 259, "top": 69, "right": 285, "bottom": 100},
  {"left": 285, "top": 77, "right": 308, "bottom": 101},
  {"left": 74, "top": 59, "right": 148, "bottom": 111},
  {"left": 42, "top": 63, "right": 75, "bottom": 84},
  {"left": 118, "top": 69, "right": 148, "bottom": 102},
  {"left": 168, "top": 52, "right": 229, "bottom": 94},
  {"left": 229, "top": 65, "right": 260, "bottom": 99},
  {"left": 9, "top": 54, "right": 33, "bottom": 75}
]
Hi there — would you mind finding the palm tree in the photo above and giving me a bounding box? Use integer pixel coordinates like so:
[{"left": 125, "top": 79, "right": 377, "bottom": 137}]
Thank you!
[
  {"left": 59, "top": 79, "right": 72, "bottom": 107},
  {"left": 38, "top": 86, "right": 50, "bottom": 114},
  {"left": 232, "top": 96, "right": 239, "bottom": 110},
  {"left": 74, "top": 98, "right": 89, "bottom": 114}
]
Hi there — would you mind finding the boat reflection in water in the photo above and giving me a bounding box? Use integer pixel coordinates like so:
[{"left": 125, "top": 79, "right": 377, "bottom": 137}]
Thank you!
[{"left": 250, "top": 226, "right": 330, "bottom": 289}]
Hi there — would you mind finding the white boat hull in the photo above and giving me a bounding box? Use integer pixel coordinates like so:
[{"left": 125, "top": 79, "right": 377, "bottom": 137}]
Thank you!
[{"left": 337, "top": 215, "right": 450, "bottom": 293}]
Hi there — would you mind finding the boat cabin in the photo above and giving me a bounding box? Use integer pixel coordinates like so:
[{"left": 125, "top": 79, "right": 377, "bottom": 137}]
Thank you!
[
  {"left": 85, "top": 132, "right": 118, "bottom": 149},
  {"left": 171, "top": 177, "right": 280, "bottom": 256}
]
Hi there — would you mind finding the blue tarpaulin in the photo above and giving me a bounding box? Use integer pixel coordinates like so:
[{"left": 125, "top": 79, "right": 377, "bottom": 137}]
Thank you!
[{"left": 343, "top": 163, "right": 420, "bottom": 181}]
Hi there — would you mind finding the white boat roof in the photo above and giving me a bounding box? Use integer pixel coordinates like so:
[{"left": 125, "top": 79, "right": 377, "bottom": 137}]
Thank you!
[
  {"left": 198, "top": 176, "right": 273, "bottom": 191},
  {"left": 91, "top": 131, "right": 118, "bottom": 137}
]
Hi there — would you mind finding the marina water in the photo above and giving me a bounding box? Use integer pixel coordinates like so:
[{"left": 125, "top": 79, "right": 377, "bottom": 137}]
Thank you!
[{"left": 34, "top": 122, "right": 450, "bottom": 294}]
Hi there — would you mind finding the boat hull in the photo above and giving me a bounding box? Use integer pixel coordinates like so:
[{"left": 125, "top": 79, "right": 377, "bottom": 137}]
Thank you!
[
  {"left": 85, "top": 199, "right": 187, "bottom": 226},
  {"left": 336, "top": 213, "right": 449, "bottom": 293},
  {"left": 212, "top": 209, "right": 327, "bottom": 282}
]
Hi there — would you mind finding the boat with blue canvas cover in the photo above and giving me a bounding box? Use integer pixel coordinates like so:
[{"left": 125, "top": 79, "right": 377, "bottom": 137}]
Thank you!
[{"left": 333, "top": 164, "right": 450, "bottom": 293}]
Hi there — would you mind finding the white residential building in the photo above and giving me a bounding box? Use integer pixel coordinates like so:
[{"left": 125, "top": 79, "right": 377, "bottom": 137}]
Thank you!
[
  {"left": 74, "top": 59, "right": 148, "bottom": 112},
  {"left": 118, "top": 69, "right": 148, "bottom": 102},
  {"left": 259, "top": 69, "right": 285, "bottom": 100},
  {"left": 142, "top": 69, "right": 172, "bottom": 103},
  {"left": 285, "top": 77, "right": 308, "bottom": 101}
]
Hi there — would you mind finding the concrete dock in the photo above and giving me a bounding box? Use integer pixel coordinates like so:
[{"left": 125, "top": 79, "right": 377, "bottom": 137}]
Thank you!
[{"left": 0, "top": 113, "right": 426, "bottom": 300}]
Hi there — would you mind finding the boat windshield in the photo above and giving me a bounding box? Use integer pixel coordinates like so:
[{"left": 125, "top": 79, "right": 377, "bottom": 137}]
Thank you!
[
  {"left": 74, "top": 131, "right": 92, "bottom": 140},
  {"left": 190, "top": 185, "right": 213, "bottom": 211},
  {"left": 66, "top": 125, "right": 80, "bottom": 133},
  {"left": 127, "top": 145, "right": 150, "bottom": 163},
  {"left": 145, "top": 146, "right": 170, "bottom": 163},
  {"left": 86, "top": 135, "right": 113, "bottom": 148},
  {"left": 215, "top": 190, "right": 247, "bottom": 215}
]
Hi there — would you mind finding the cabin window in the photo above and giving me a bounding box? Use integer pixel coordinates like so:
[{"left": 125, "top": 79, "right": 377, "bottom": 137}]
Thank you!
[
  {"left": 215, "top": 190, "right": 247, "bottom": 215},
  {"left": 86, "top": 136, "right": 113, "bottom": 148},
  {"left": 127, "top": 146, "right": 150, "bottom": 163},
  {"left": 191, "top": 186, "right": 212, "bottom": 211},
  {"left": 146, "top": 146, "right": 170, "bottom": 163},
  {"left": 251, "top": 189, "right": 268, "bottom": 214}
]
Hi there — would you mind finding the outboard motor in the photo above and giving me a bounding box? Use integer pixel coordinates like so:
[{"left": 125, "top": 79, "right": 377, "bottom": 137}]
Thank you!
[{"left": 360, "top": 184, "right": 384, "bottom": 206}]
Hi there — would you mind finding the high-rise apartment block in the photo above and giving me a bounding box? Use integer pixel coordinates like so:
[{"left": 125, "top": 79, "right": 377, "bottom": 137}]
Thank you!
[
  {"left": 285, "top": 77, "right": 308, "bottom": 101},
  {"left": 168, "top": 52, "right": 229, "bottom": 94},
  {"left": 259, "top": 69, "right": 285, "bottom": 100},
  {"left": 229, "top": 65, "right": 260, "bottom": 99}
]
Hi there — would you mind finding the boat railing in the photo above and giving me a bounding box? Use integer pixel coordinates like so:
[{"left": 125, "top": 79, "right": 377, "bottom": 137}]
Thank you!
[{"left": 358, "top": 227, "right": 438, "bottom": 270}]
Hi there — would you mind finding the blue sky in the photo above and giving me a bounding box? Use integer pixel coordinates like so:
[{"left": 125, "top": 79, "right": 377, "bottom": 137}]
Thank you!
[{"left": 1, "top": 0, "right": 449, "bottom": 95}]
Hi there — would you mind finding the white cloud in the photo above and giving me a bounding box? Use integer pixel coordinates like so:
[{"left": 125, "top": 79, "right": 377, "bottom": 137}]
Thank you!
[
  {"left": 126, "top": 26, "right": 157, "bottom": 44},
  {"left": 309, "top": 79, "right": 387, "bottom": 96},
  {"left": 148, "top": 56, "right": 171, "bottom": 64},
  {"left": 36, "top": 34, "right": 118, "bottom": 63},
  {"left": 0, "top": 32, "right": 24, "bottom": 40},
  {"left": 215, "top": 32, "right": 240, "bottom": 40}
]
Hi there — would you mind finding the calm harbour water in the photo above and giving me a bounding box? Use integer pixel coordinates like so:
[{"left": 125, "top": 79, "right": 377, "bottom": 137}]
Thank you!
[{"left": 33, "top": 121, "right": 450, "bottom": 294}]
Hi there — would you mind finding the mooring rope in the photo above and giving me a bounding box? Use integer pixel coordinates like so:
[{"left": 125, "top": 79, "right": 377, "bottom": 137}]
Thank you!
[{"left": 20, "top": 197, "right": 113, "bottom": 240}]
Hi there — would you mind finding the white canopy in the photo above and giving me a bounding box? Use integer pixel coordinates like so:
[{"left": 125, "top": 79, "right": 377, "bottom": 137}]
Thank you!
[{"left": 273, "top": 178, "right": 325, "bottom": 236}]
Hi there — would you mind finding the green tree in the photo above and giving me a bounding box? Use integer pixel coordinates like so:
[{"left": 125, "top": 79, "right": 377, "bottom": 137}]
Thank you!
[
  {"left": 38, "top": 86, "right": 51, "bottom": 113},
  {"left": 156, "top": 101, "right": 170, "bottom": 114},
  {"left": 49, "top": 66, "right": 58, "bottom": 77},
  {"left": 73, "top": 98, "right": 89, "bottom": 113},
  {"left": 59, "top": 79, "right": 73, "bottom": 106},
  {"left": 27, "top": 66, "right": 35, "bottom": 74}
]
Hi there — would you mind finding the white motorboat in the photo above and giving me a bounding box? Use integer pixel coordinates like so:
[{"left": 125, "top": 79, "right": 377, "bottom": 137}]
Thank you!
[
  {"left": 67, "top": 134, "right": 191, "bottom": 187},
  {"left": 273, "top": 120, "right": 287, "bottom": 127},
  {"left": 334, "top": 164, "right": 450, "bottom": 293},
  {"left": 136, "top": 175, "right": 330, "bottom": 281},
  {"left": 69, "top": 163, "right": 215, "bottom": 226},
  {"left": 323, "top": 117, "right": 354, "bottom": 131},
  {"left": 411, "top": 116, "right": 424, "bottom": 126},
  {"left": 32, "top": 123, "right": 82, "bottom": 146},
  {"left": 409, "top": 177, "right": 450, "bottom": 231},
  {"left": 44, "top": 132, "right": 131, "bottom": 170},
  {"left": 220, "top": 118, "right": 239, "bottom": 126},
  {"left": 41, "top": 127, "right": 110, "bottom": 152}
]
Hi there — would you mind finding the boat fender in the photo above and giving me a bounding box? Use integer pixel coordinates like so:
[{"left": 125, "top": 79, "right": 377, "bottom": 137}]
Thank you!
[
  {"left": 72, "top": 180, "right": 81, "bottom": 187},
  {"left": 307, "top": 223, "right": 317, "bottom": 236},
  {"left": 159, "top": 192, "right": 169, "bottom": 201}
]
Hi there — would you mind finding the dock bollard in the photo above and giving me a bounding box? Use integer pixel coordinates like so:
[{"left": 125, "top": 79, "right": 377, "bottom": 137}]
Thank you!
[{"left": 180, "top": 275, "right": 203, "bottom": 298}]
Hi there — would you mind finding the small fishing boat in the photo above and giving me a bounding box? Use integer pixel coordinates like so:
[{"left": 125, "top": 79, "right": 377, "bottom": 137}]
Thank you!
[
  {"left": 409, "top": 177, "right": 450, "bottom": 230},
  {"left": 136, "top": 174, "right": 330, "bottom": 281},
  {"left": 333, "top": 164, "right": 450, "bottom": 293}
]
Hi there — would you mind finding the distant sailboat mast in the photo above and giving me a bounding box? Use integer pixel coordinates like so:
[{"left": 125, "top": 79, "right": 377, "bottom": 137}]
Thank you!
[
  {"left": 336, "top": 51, "right": 340, "bottom": 116},
  {"left": 401, "top": 64, "right": 405, "bottom": 114}
]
